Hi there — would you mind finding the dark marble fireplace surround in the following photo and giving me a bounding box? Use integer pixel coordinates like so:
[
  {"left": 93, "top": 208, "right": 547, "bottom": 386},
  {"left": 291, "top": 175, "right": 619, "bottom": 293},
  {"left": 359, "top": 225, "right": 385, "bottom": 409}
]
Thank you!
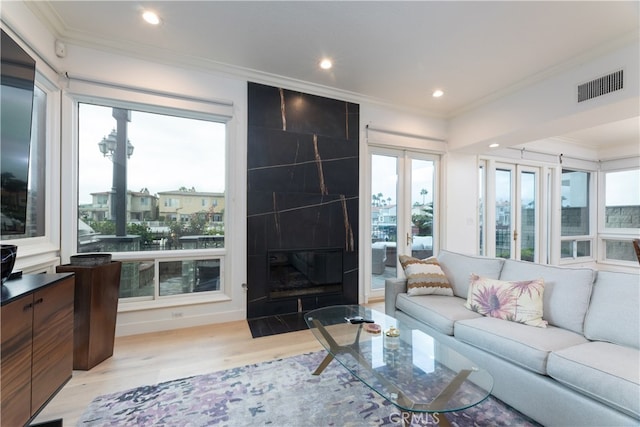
[{"left": 247, "top": 82, "right": 359, "bottom": 334}]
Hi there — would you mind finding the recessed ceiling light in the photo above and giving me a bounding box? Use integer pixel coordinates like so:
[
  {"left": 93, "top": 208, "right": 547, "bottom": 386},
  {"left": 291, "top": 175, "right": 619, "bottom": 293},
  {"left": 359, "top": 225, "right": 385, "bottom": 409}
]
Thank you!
[
  {"left": 142, "top": 10, "right": 161, "bottom": 25},
  {"left": 489, "top": 143, "right": 500, "bottom": 148},
  {"left": 319, "top": 59, "right": 332, "bottom": 70},
  {"left": 432, "top": 89, "right": 444, "bottom": 98}
]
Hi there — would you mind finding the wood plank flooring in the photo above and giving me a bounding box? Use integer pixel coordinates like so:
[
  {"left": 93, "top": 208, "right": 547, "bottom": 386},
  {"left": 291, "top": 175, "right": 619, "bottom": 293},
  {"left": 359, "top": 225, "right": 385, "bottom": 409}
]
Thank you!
[{"left": 33, "top": 302, "right": 384, "bottom": 426}]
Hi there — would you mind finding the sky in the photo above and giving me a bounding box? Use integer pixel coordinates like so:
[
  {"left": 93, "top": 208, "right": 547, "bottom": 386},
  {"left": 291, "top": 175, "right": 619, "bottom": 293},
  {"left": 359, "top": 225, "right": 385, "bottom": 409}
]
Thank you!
[
  {"left": 371, "top": 155, "right": 434, "bottom": 206},
  {"left": 606, "top": 169, "right": 640, "bottom": 206},
  {"left": 78, "top": 103, "right": 225, "bottom": 205}
]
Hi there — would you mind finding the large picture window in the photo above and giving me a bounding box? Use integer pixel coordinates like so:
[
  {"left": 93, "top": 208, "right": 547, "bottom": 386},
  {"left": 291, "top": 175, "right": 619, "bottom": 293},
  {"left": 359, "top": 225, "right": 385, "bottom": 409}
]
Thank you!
[{"left": 77, "top": 102, "right": 226, "bottom": 299}]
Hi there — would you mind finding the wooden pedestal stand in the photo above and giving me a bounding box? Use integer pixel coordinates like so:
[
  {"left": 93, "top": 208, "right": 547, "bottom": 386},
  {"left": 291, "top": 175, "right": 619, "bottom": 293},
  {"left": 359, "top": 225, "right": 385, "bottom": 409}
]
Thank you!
[{"left": 57, "top": 261, "right": 122, "bottom": 370}]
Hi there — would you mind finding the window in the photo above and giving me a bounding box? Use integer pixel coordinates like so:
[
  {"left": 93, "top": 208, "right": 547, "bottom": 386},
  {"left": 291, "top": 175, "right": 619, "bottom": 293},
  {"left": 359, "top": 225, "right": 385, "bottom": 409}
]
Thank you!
[
  {"left": 601, "top": 168, "right": 640, "bottom": 263},
  {"left": 2, "top": 85, "right": 47, "bottom": 240},
  {"left": 77, "top": 102, "right": 227, "bottom": 299},
  {"left": 561, "top": 169, "right": 592, "bottom": 259}
]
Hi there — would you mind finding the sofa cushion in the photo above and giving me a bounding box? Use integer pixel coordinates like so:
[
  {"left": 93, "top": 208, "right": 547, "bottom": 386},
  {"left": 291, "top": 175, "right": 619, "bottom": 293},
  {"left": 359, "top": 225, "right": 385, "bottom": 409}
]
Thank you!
[
  {"left": 437, "top": 250, "right": 505, "bottom": 298},
  {"left": 584, "top": 270, "right": 640, "bottom": 349},
  {"left": 399, "top": 255, "right": 453, "bottom": 296},
  {"left": 454, "top": 316, "right": 588, "bottom": 375},
  {"left": 548, "top": 341, "right": 640, "bottom": 419},
  {"left": 464, "top": 274, "right": 547, "bottom": 327},
  {"left": 395, "top": 294, "right": 482, "bottom": 336},
  {"left": 499, "top": 259, "right": 595, "bottom": 334}
]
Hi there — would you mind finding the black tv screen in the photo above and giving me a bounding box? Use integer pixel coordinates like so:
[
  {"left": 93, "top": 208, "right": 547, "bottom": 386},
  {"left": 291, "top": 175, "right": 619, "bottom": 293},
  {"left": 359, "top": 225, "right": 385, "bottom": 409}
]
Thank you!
[{"left": 1, "top": 29, "right": 36, "bottom": 235}]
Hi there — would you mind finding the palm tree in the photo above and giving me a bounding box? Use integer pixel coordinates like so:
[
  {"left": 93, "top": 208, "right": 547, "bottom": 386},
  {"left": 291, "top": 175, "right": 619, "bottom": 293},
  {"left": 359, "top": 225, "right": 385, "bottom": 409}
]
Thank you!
[
  {"left": 420, "top": 188, "right": 428, "bottom": 205},
  {"left": 412, "top": 202, "right": 433, "bottom": 235}
]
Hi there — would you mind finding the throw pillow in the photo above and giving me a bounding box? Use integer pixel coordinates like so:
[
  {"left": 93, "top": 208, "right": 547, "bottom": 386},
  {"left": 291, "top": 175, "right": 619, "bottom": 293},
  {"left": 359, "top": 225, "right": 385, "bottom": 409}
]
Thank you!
[
  {"left": 399, "top": 255, "right": 454, "bottom": 296},
  {"left": 465, "top": 274, "right": 547, "bottom": 327}
]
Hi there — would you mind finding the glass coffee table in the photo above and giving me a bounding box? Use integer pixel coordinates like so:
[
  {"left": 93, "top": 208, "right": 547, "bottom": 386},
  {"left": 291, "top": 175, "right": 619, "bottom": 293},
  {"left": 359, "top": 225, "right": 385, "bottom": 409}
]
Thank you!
[{"left": 305, "top": 305, "right": 493, "bottom": 426}]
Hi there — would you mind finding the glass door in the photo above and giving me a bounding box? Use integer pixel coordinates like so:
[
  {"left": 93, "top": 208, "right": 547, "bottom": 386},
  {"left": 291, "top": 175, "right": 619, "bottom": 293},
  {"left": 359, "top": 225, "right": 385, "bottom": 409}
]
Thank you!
[
  {"left": 484, "top": 162, "right": 539, "bottom": 262},
  {"left": 370, "top": 150, "right": 437, "bottom": 296},
  {"left": 518, "top": 168, "right": 538, "bottom": 261},
  {"left": 409, "top": 158, "right": 436, "bottom": 260},
  {"left": 495, "top": 166, "right": 514, "bottom": 258},
  {"left": 371, "top": 153, "right": 399, "bottom": 291}
]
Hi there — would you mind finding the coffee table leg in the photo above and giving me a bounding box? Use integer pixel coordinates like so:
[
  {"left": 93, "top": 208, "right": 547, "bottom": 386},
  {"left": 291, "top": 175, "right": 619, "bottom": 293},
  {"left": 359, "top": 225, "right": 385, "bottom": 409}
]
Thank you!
[
  {"left": 312, "top": 352, "right": 335, "bottom": 375},
  {"left": 310, "top": 319, "right": 344, "bottom": 375},
  {"left": 436, "top": 413, "right": 452, "bottom": 427}
]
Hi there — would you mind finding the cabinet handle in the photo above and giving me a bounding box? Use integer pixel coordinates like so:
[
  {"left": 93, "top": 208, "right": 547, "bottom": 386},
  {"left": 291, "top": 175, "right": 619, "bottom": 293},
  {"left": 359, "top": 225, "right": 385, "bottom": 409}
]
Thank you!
[
  {"left": 34, "top": 297, "right": 44, "bottom": 305},
  {"left": 23, "top": 302, "right": 33, "bottom": 311}
]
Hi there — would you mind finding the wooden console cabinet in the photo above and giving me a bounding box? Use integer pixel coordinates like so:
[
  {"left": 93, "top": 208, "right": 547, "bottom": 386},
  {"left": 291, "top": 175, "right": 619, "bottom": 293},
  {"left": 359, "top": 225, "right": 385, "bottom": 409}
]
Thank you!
[{"left": 1, "top": 274, "right": 74, "bottom": 427}]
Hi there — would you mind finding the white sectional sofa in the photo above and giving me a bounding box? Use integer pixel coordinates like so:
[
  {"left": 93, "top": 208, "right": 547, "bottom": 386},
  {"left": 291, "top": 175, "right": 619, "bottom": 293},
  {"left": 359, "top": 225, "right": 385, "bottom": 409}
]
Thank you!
[{"left": 385, "top": 250, "right": 640, "bottom": 426}]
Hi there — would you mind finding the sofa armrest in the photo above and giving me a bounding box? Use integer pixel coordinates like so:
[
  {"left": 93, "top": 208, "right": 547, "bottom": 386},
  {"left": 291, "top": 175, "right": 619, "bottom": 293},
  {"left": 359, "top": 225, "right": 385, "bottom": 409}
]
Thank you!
[{"left": 385, "top": 278, "right": 407, "bottom": 317}]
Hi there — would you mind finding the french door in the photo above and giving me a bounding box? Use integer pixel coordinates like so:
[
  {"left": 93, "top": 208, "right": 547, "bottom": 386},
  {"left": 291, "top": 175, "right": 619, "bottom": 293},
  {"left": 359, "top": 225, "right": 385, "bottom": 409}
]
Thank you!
[
  {"left": 480, "top": 161, "right": 542, "bottom": 262},
  {"left": 369, "top": 148, "right": 438, "bottom": 297}
]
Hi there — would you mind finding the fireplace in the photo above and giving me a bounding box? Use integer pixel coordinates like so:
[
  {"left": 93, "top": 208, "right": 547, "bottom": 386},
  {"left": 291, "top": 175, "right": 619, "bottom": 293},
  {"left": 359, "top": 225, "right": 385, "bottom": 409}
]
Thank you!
[
  {"left": 268, "top": 249, "right": 343, "bottom": 300},
  {"left": 246, "top": 82, "right": 359, "bottom": 328}
]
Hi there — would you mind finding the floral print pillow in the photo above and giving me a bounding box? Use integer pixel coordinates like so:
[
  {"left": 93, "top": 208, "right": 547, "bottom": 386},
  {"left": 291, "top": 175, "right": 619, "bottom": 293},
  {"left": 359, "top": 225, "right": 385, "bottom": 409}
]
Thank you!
[{"left": 464, "top": 274, "right": 547, "bottom": 327}]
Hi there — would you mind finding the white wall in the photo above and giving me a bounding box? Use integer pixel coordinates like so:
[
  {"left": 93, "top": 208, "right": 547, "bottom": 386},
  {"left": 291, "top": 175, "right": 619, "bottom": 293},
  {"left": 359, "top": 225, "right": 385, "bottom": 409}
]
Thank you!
[
  {"left": 441, "top": 152, "right": 479, "bottom": 254},
  {"left": 449, "top": 37, "right": 640, "bottom": 153}
]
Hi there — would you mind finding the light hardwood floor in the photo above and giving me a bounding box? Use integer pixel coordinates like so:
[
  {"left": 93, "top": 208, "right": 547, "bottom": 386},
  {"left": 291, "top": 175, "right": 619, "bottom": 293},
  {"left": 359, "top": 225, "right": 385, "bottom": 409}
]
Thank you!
[{"left": 34, "top": 301, "right": 384, "bottom": 426}]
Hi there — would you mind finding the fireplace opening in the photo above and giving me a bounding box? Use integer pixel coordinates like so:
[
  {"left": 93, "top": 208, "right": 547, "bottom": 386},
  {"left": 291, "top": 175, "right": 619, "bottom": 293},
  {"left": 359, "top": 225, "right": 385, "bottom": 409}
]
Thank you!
[{"left": 267, "top": 248, "right": 343, "bottom": 300}]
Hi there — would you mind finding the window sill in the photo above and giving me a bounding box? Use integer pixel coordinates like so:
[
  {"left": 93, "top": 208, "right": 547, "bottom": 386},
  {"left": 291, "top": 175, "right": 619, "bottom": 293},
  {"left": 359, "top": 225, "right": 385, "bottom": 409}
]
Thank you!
[{"left": 118, "top": 292, "right": 232, "bottom": 312}]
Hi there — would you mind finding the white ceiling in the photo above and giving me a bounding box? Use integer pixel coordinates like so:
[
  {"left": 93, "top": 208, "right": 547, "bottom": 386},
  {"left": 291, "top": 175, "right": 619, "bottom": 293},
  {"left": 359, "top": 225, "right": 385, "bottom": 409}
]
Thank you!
[{"left": 26, "top": 1, "right": 640, "bottom": 149}]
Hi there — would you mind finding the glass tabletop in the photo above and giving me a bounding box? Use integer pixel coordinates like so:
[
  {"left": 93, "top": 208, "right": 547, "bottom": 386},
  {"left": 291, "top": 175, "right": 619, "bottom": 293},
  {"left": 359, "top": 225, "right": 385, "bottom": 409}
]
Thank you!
[{"left": 304, "top": 305, "right": 493, "bottom": 414}]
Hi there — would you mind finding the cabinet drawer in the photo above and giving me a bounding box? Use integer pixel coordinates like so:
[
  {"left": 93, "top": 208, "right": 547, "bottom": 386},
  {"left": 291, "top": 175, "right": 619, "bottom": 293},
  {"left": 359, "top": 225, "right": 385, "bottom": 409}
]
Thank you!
[
  {"left": 31, "top": 277, "right": 74, "bottom": 414},
  {"left": 1, "top": 294, "right": 34, "bottom": 426}
]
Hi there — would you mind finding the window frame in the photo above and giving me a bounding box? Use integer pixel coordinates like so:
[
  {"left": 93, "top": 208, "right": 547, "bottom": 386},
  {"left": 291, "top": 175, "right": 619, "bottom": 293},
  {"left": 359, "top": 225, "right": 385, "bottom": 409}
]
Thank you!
[
  {"left": 61, "top": 79, "right": 234, "bottom": 309},
  {"left": 559, "top": 167, "right": 596, "bottom": 264},
  {"left": 597, "top": 165, "right": 640, "bottom": 266},
  {"left": 478, "top": 158, "right": 549, "bottom": 263},
  {"left": 365, "top": 144, "right": 441, "bottom": 300},
  {"left": 1, "top": 70, "right": 62, "bottom": 274}
]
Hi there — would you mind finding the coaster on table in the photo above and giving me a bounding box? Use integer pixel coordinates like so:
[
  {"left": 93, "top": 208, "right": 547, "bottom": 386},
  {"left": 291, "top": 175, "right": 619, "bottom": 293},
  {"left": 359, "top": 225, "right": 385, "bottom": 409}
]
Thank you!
[{"left": 364, "top": 323, "right": 381, "bottom": 334}]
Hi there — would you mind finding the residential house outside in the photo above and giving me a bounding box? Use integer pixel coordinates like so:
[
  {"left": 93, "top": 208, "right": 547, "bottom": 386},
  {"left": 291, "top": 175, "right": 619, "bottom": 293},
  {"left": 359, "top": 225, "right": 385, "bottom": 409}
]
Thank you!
[
  {"left": 157, "top": 188, "right": 225, "bottom": 225},
  {"left": 79, "top": 188, "right": 158, "bottom": 222}
]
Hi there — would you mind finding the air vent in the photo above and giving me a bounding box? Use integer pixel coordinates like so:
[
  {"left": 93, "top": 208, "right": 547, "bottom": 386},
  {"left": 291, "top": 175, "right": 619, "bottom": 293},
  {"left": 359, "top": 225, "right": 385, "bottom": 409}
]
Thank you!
[{"left": 577, "top": 70, "right": 623, "bottom": 103}]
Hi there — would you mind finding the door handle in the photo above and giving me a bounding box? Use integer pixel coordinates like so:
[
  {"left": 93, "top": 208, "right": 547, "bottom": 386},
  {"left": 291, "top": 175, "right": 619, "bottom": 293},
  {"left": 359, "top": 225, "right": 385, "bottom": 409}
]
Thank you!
[
  {"left": 513, "top": 230, "right": 518, "bottom": 241},
  {"left": 407, "top": 233, "right": 413, "bottom": 246}
]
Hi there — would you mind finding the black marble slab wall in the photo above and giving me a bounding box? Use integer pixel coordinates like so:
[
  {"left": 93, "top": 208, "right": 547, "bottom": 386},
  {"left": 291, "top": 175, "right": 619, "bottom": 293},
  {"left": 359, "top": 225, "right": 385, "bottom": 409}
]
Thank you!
[{"left": 247, "top": 82, "right": 359, "bottom": 318}]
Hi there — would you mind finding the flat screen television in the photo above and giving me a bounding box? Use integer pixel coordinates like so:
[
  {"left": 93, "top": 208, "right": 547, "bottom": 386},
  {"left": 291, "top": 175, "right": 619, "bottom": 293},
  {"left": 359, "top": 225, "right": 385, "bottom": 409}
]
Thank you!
[{"left": 1, "top": 29, "right": 36, "bottom": 235}]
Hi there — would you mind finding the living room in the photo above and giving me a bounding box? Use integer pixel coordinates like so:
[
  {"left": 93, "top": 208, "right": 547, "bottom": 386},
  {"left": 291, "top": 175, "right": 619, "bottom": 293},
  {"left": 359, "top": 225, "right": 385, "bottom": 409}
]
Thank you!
[{"left": 1, "top": 1, "right": 639, "bottom": 426}]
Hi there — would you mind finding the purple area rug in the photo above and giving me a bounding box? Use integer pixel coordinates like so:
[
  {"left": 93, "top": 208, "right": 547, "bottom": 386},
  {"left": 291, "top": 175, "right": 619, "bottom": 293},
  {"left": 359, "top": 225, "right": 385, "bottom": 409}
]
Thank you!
[{"left": 78, "top": 351, "right": 540, "bottom": 426}]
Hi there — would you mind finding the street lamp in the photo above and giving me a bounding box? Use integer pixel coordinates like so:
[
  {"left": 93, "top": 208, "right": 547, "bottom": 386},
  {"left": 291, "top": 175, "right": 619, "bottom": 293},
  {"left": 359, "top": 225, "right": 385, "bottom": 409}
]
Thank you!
[
  {"left": 98, "top": 108, "right": 132, "bottom": 237},
  {"left": 98, "top": 129, "right": 134, "bottom": 159}
]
